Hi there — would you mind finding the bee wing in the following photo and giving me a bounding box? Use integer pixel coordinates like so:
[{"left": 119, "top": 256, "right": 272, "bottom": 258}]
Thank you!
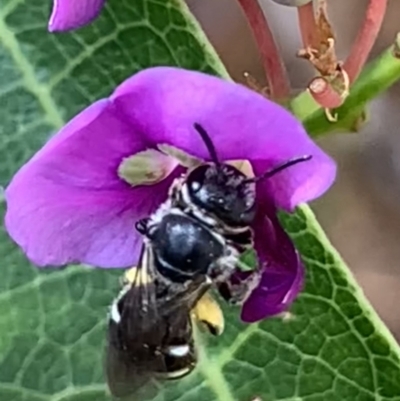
[
  {"left": 105, "top": 245, "right": 208, "bottom": 399},
  {"left": 106, "top": 340, "right": 157, "bottom": 400},
  {"left": 106, "top": 245, "right": 161, "bottom": 398}
]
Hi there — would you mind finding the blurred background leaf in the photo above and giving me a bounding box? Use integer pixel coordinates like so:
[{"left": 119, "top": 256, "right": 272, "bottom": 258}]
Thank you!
[{"left": 0, "top": 0, "right": 400, "bottom": 400}]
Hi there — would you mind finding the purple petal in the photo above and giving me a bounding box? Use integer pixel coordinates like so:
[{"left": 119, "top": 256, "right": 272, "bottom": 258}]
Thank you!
[
  {"left": 5, "top": 100, "right": 177, "bottom": 268},
  {"left": 48, "top": 0, "right": 106, "bottom": 32},
  {"left": 6, "top": 67, "right": 335, "bottom": 271},
  {"left": 112, "top": 67, "right": 336, "bottom": 211},
  {"left": 241, "top": 203, "right": 304, "bottom": 322}
]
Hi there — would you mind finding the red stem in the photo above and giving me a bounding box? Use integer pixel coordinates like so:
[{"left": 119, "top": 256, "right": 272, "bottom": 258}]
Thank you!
[
  {"left": 237, "top": 0, "right": 290, "bottom": 100},
  {"left": 308, "top": 77, "right": 345, "bottom": 109},
  {"left": 343, "top": 0, "right": 388, "bottom": 84},
  {"left": 297, "top": 2, "right": 317, "bottom": 48}
]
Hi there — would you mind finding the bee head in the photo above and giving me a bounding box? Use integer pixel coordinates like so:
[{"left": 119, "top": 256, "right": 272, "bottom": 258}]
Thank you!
[
  {"left": 189, "top": 123, "right": 312, "bottom": 227},
  {"left": 185, "top": 162, "right": 256, "bottom": 227}
]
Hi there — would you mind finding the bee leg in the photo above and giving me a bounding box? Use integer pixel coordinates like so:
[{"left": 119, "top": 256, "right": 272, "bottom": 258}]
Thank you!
[
  {"left": 192, "top": 292, "right": 224, "bottom": 336},
  {"left": 208, "top": 253, "right": 238, "bottom": 282},
  {"left": 217, "top": 281, "right": 249, "bottom": 305},
  {"left": 217, "top": 272, "right": 261, "bottom": 305},
  {"left": 135, "top": 218, "right": 150, "bottom": 234}
]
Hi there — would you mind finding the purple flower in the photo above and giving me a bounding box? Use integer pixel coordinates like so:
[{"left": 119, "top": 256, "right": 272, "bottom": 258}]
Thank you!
[
  {"left": 48, "top": 0, "right": 106, "bottom": 32},
  {"left": 4, "top": 67, "right": 336, "bottom": 322}
]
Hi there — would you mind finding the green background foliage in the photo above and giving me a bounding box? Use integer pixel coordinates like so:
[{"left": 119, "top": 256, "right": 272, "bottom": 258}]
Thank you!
[{"left": 0, "top": 0, "right": 400, "bottom": 400}]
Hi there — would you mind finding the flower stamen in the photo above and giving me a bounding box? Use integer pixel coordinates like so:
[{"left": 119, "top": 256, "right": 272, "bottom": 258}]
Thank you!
[{"left": 118, "top": 149, "right": 177, "bottom": 186}]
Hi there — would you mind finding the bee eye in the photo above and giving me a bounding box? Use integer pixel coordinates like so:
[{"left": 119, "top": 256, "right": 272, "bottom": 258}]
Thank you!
[
  {"left": 186, "top": 165, "right": 209, "bottom": 193},
  {"left": 190, "top": 181, "right": 201, "bottom": 192}
]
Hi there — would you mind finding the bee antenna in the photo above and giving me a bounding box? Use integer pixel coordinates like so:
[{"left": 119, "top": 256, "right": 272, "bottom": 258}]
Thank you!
[
  {"left": 194, "top": 123, "right": 221, "bottom": 167},
  {"left": 243, "top": 155, "right": 313, "bottom": 184}
]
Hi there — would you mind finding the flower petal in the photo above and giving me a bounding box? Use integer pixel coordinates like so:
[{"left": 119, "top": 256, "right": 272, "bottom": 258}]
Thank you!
[
  {"left": 111, "top": 67, "right": 336, "bottom": 210},
  {"left": 48, "top": 0, "right": 106, "bottom": 32},
  {"left": 241, "top": 204, "right": 304, "bottom": 322},
  {"left": 5, "top": 99, "right": 176, "bottom": 268}
]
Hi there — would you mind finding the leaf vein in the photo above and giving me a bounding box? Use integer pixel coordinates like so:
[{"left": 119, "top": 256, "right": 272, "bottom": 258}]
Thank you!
[{"left": 0, "top": 15, "right": 64, "bottom": 130}]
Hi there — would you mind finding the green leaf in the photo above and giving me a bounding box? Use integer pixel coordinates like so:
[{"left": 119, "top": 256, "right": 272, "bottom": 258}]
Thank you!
[
  {"left": 0, "top": 1, "right": 400, "bottom": 401},
  {"left": 289, "top": 43, "right": 400, "bottom": 137},
  {"left": 238, "top": 249, "right": 257, "bottom": 271}
]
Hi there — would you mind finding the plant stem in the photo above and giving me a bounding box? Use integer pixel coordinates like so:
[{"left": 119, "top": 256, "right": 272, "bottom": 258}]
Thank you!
[
  {"left": 343, "top": 0, "right": 388, "bottom": 84},
  {"left": 308, "top": 76, "right": 346, "bottom": 109},
  {"left": 237, "top": 0, "right": 290, "bottom": 100},
  {"left": 294, "top": 44, "right": 400, "bottom": 136},
  {"left": 297, "top": 2, "right": 317, "bottom": 48}
]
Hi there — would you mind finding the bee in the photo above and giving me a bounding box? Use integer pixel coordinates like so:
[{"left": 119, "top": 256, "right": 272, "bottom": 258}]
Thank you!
[{"left": 105, "top": 123, "right": 311, "bottom": 398}]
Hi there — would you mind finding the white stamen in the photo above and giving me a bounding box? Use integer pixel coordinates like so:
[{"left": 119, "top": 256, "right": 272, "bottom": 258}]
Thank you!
[
  {"left": 118, "top": 149, "right": 176, "bottom": 186},
  {"left": 227, "top": 159, "right": 254, "bottom": 178},
  {"left": 158, "top": 144, "right": 203, "bottom": 168}
]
